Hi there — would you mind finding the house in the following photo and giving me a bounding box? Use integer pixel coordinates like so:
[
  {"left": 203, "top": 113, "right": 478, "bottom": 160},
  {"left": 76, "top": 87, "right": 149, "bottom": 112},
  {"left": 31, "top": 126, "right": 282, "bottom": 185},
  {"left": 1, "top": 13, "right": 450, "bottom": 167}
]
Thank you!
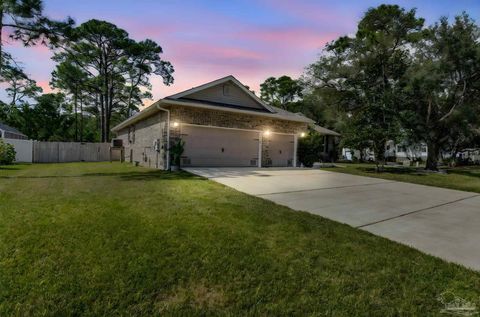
[
  {"left": 112, "top": 75, "right": 339, "bottom": 169},
  {"left": 0, "top": 122, "right": 28, "bottom": 140},
  {"left": 342, "top": 140, "right": 429, "bottom": 163}
]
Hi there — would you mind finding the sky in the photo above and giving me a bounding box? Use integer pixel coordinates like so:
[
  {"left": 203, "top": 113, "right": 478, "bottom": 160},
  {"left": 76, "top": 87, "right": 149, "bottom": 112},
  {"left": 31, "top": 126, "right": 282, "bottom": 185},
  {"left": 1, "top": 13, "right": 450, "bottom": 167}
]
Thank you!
[{"left": 3, "top": 0, "right": 480, "bottom": 107}]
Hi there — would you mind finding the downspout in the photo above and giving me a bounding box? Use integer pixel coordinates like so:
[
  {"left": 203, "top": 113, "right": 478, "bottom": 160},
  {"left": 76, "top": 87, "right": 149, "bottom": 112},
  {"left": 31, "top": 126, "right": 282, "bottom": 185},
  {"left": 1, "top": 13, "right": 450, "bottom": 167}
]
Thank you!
[{"left": 156, "top": 104, "right": 170, "bottom": 170}]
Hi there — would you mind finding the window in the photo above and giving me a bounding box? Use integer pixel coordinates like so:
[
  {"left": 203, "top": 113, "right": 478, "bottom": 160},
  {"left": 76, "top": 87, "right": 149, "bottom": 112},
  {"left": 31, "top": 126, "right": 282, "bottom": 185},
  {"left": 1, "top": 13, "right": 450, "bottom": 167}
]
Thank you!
[
  {"left": 397, "top": 145, "right": 407, "bottom": 153},
  {"left": 223, "top": 84, "right": 231, "bottom": 96},
  {"left": 128, "top": 126, "right": 136, "bottom": 144}
]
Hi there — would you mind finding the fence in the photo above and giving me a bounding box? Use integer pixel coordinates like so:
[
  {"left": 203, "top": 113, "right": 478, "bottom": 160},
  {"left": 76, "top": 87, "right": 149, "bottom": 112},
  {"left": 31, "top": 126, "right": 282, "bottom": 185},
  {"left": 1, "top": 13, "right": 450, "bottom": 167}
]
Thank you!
[
  {"left": 3, "top": 138, "right": 33, "bottom": 162},
  {"left": 32, "top": 142, "right": 111, "bottom": 163}
]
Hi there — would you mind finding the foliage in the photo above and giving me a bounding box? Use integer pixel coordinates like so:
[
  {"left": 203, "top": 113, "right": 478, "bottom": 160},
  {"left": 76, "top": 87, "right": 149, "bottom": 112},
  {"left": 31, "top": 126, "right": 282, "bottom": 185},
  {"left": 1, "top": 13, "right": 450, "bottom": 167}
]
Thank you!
[
  {"left": 52, "top": 19, "right": 174, "bottom": 142},
  {"left": 19, "top": 93, "right": 75, "bottom": 141},
  {"left": 298, "top": 131, "right": 324, "bottom": 167},
  {"left": 0, "top": 0, "right": 74, "bottom": 71},
  {"left": 403, "top": 13, "right": 480, "bottom": 170},
  {"left": 0, "top": 139, "right": 15, "bottom": 164},
  {"left": 169, "top": 139, "right": 185, "bottom": 167},
  {"left": 260, "top": 75, "right": 302, "bottom": 109}
]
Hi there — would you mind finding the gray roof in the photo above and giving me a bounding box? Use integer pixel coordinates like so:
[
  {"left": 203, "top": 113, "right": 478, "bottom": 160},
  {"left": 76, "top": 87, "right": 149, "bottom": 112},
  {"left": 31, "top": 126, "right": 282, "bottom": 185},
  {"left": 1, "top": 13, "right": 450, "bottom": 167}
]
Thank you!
[
  {"left": 0, "top": 122, "right": 26, "bottom": 136},
  {"left": 311, "top": 124, "right": 341, "bottom": 136}
]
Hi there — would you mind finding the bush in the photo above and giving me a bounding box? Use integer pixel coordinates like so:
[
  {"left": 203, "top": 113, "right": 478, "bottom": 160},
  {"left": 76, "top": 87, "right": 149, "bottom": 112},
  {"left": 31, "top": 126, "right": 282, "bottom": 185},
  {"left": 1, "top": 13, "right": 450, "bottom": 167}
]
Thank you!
[{"left": 0, "top": 139, "right": 16, "bottom": 165}]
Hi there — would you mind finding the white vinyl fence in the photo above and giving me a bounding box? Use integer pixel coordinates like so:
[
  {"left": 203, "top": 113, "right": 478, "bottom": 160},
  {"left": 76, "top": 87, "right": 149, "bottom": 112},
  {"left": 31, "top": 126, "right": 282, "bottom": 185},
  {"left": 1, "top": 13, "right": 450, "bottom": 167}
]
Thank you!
[{"left": 3, "top": 138, "right": 33, "bottom": 162}]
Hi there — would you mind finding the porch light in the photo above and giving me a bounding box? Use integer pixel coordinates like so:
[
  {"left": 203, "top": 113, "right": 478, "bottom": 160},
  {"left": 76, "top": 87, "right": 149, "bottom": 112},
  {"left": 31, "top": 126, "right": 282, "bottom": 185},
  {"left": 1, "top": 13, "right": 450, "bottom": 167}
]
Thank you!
[
  {"left": 263, "top": 130, "right": 271, "bottom": 136},
  {"left": 300, "top": 132, "right": 306, "bottom": 138},
  {"left": 172, "top": 121, "right": 179, "bottom": 128}
]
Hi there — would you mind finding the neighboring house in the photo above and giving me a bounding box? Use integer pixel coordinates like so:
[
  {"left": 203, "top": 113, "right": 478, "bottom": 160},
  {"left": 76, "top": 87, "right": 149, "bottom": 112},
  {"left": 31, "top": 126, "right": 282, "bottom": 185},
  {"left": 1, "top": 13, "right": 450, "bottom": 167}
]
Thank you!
[
  {"left": 112, "top": 75, "right": 339, "bottom": 169},
  {"left": 342, "top": 141, "right": 428, "bottom": 162},
  {"left": 0, "top": 122, "right": 33, "bottom": 162},
  {"left": 0, "top": 122, "right": 28, "bottom": 140}
]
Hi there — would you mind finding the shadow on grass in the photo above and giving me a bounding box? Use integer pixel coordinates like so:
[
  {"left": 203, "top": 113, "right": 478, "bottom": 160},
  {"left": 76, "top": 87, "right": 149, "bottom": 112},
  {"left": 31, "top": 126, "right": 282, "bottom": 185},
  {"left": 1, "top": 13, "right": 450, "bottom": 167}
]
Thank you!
[
  {"left": 0, "top": 170, "right": 204, "bottom": 181},
  {"left": 357, "top": 166, "right": 428, "bottom": 176},
  {"left": 448, "top": 169, "right": 480, "bottom": 179}
]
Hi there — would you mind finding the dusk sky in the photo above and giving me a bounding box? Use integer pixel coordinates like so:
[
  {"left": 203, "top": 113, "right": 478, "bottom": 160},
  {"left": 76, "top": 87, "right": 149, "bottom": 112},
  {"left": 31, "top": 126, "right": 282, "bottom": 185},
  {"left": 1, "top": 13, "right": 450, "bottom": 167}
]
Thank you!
[{"left": 4, "top": 0, "right": 480, "bottom": 107}]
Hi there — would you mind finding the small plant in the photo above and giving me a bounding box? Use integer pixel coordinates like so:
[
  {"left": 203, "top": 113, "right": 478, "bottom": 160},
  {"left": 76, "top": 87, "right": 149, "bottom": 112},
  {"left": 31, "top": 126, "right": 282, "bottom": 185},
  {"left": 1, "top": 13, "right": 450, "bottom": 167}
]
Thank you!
[
  {"left": 0, "top": 139, "right": 16, "bottom": 165},
  {"left": 169, "top": 139, "right": 185, "bottom": 170}
]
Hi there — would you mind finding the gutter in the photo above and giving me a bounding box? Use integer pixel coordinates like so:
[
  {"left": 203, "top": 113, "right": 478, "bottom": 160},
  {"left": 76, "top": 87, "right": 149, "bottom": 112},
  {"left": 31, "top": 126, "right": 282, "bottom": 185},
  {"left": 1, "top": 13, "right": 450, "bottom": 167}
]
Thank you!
[{"left": 156, "top": 104, "right": 171, "bottom": 171}]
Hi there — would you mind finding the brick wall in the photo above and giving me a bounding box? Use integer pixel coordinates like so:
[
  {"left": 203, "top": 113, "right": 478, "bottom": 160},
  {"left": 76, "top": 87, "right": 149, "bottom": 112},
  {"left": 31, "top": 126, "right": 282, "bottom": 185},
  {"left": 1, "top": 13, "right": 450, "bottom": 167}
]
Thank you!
[
  {"left": 116, "top": 104, "right": 308, "bottom": 169},
  {"left": 168, "top": 105, "right": 307, "bottom": 134},
  {"left": 117, "top": 111, "right": 168, "bottom": 169}
]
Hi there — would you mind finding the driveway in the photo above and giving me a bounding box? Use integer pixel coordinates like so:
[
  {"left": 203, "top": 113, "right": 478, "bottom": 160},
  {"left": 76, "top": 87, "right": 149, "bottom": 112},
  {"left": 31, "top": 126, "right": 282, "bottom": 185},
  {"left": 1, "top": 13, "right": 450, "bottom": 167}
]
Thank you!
[{"left": 185, "top": 167, "right": 480, "bottom": 270}]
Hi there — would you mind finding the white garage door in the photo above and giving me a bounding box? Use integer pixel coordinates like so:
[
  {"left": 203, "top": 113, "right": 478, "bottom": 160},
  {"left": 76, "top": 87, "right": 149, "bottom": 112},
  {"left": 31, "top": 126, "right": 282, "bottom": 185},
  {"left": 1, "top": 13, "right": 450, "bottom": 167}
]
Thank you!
[
  {"left": 265, "top": 133, "right": 295, "bottom": 167},
  {"left": 181, "top": 125, "right": 259, "bottom": 167}
]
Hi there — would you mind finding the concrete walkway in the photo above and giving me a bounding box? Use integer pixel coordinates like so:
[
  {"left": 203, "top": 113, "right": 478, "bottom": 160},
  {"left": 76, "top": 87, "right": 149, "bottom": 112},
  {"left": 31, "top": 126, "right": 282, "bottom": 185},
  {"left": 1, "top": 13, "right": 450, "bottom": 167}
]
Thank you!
[{"left": 185, "top": 167, "right": 480, "bottom": 270}]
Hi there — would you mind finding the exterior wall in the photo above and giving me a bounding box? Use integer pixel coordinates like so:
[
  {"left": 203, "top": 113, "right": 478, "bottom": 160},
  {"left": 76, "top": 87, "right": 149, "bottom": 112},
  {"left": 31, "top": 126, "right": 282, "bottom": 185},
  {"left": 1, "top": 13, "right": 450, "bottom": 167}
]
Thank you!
[
  {"left": 117, "top": 111, "right": 168, "bottom": 169},
  {"left": 167, "top": 105, "right": 307, "bottom": 168},
  {"left": 167, "top": 105, "right": 307, "bottom": 134},
  {"left": 116, "top": 104, "right": 308, "bottom": 169},
  {"left": 185, "top": 82, "right": 263, "bottom": 110}
]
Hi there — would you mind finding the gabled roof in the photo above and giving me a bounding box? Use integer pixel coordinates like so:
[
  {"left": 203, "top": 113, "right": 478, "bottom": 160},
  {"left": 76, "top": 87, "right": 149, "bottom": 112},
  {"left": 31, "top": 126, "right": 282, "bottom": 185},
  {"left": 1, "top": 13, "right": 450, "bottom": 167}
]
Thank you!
[
  {"left": 0, "top": 122, "right": 26, "bottom": 136},
  {"left": 166, "top": 75, "right": 275, "bottom": 113},
  {"left": 111, "top": 75, "right": 318, "bottom": 132}
]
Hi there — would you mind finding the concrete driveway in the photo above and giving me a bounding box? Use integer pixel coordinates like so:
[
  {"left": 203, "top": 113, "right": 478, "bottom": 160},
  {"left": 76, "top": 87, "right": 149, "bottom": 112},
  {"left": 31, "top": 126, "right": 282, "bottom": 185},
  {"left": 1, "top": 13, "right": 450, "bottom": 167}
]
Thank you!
[{"left": 185, "top": 167, "right": 480, "bottom": 270}]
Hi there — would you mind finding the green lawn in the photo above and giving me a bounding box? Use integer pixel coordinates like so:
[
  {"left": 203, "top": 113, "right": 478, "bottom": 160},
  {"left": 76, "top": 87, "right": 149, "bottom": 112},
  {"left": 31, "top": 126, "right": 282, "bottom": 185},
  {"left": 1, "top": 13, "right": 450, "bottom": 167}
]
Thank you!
[
  {"left": 1, "top": 163, "right": 480, "bottom": 316},
  {"left": 323, "top": 163, "right": 480, "bottom": 193}
]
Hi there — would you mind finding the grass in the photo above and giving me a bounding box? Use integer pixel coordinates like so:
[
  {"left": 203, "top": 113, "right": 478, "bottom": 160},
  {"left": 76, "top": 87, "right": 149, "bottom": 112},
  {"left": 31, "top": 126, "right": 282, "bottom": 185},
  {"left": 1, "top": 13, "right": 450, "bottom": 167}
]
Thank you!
[
  {"left": 323, "top": 163, "right": 480, "bottom": 193},
  {"left": 1, "top": 162, "right": 480, "bottom": 316}
]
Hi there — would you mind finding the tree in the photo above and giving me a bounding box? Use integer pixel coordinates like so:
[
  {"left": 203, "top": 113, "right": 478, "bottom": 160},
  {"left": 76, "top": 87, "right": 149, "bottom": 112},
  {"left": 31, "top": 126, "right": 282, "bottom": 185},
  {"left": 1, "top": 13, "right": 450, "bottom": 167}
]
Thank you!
[
  {"left": 20, "top": 93, "right": 73, "bottom": 141},
  {"left": 53, "top": 19, "right": 174, "bottom": 141},
  {"left": 0, "top": 0, "right": 74, "bottom": 71},
  {"left": 0, "top": 59, "right": 42, "bottom": 126},
  {"left": 404, "top": 13, "right": 480, "bottom": 170},
  {"left": 51, "top": 61, "right": 89, "bottom": 141},
  {"left": 306, "top": 5, "right": 424, "bottom": 170},
  {"left": 260, "top": 75, "right": 302, "bottom": 109}
]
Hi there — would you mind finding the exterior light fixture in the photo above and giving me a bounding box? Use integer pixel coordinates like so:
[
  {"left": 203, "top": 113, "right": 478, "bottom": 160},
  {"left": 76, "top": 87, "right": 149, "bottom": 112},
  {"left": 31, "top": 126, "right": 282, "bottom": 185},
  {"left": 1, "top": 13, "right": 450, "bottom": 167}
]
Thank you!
[
  {"left": 300, "top": 132, "right": 306, "bottom": 138},
  {"left": 263, "top": 130, "right": 271, "bottom": 136},
  {"left": 172, "top": 121, "right": 179, "bottom": 128}
]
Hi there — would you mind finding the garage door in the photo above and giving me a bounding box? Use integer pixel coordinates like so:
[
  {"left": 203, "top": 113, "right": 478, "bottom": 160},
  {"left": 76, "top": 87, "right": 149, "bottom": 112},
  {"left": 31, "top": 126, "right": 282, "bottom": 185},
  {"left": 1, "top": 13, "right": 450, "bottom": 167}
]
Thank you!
[
  {"left": 265, "top": 133, "right": 294, "bottom": 167},
  {"left": 181, "top": 125, "right": 259, "bottom": 167}
]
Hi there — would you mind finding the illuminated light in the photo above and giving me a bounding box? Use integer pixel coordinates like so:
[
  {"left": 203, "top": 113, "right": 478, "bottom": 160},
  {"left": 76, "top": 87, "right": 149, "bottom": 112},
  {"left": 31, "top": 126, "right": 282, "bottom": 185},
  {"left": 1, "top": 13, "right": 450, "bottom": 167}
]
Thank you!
[
  {"left": 300, "top": 132, "right": 306, "bottom": 138},
  {"left": 172, "top": 121, "right": 179, "bottom": 128},
  {"left": 263, "top": 130, "right": 271, "bottom": 136}
]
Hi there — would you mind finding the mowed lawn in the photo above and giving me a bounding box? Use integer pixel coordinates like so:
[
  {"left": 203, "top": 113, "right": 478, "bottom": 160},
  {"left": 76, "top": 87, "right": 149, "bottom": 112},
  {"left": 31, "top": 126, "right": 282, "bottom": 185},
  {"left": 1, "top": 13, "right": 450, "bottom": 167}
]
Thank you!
[
  {"left": 323, "top": 163, "right": 480, "bottom": 193},
  {"left": 1, "top": 163, "right": 480, "bottom": 316}
]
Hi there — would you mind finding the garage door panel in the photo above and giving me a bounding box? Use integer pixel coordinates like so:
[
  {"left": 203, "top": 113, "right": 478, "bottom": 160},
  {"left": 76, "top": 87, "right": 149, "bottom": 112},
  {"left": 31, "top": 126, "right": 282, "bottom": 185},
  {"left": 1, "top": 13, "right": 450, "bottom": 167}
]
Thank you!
[
  {"left": 267, "top": 134, "right": 294, "bottom": 167},
  {"left": 182, "top": 125, "right": 259, "bottom": 167}
]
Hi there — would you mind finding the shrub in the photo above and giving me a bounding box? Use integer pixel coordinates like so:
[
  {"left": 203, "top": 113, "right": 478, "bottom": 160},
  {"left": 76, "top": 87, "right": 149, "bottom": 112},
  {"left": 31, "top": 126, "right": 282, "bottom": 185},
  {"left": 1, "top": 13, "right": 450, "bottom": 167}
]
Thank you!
[{"left": 0, "top": 139, "right": 16, "bottom": 165}]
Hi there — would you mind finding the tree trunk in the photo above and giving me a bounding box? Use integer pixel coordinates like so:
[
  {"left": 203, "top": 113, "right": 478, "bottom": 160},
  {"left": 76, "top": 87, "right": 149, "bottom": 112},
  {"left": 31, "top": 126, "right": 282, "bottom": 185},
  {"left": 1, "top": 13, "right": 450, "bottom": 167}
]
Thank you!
[
  {"left": 74, "top": 90, "right": 78, "bottom": 142},
  {"left": 0, "top": 8, "right": 3, "bottom": 73},
  {"left": 425, "top": 140, "right": 440, "bottom": 171},
  {"left": 80, "top": 97, "right": 83, "bottom": 142}
]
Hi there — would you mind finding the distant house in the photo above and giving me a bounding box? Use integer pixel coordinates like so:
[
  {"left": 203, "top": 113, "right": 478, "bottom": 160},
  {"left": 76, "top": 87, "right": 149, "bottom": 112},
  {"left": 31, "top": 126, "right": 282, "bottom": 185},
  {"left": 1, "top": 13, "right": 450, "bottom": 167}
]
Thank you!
[
  {"left": 0, "top": 122, "right": 28, "bottom": 140},
  {"left": 343, "top": 140, "right": 428, "bottom": 163},
  {"left": 112, "top": 75, "right": 339, "bottom": 169}
]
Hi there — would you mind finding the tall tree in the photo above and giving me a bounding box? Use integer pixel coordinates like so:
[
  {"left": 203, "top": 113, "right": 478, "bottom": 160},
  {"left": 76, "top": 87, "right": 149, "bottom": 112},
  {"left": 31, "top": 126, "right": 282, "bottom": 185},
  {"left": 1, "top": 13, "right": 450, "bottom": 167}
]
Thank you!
[
  {"left": 306, "top": 5, "right": 424, "bottom": 170},
  {"left": 51, "top": 61, "right": 89, "bottom": 141},
  {"left": 0, "top": 60, "right": 42, "bottom": 125},
  {"left": 20, "top": 93, "right": 73, "bottom": 141},
  {"left": 53, "top": 19, "right": 174, "bottom": 141},
  {"left": 0, "top": 0, "right": 74, "bottom": 71},
  {"left": 404, "top": 13, "right": 480, "bottom": 170},
  {"left": 260, "top": 75, "right": 302, "bottom": 109}
]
